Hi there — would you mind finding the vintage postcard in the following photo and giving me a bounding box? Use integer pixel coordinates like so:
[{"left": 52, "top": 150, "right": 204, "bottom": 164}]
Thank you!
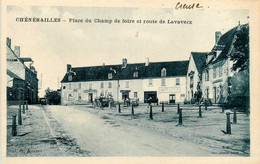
[{"left": 1, "top": 0, "right": 259, "bottom": 163}]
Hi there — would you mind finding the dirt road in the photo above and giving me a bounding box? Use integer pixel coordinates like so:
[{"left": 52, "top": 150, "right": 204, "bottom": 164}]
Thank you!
[{"left": 47, "top": 105, "right": 220, "bottom": 156}]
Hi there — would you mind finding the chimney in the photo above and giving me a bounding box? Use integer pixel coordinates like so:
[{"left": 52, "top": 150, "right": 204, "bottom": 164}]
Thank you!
[
  {"left": 6, "top": 37, "right": 11, "bottom": 48},
  {"left": 67, "top": 64, "right": 72, "bottom": 72},
  {"left": 215, "top": 31, "right": 222, "bottom": 45},
  {"left": 237, "top": 21, "right": 241, "bottom": 31},
  {"left": 145, "top": 58, "right": 149, "bottom": 66},
  {"left": 122, "top": 58, "right": 127, "bottom": 68},
  {"left": 14, "top": 46, "right": 20, "bottom": 57}
]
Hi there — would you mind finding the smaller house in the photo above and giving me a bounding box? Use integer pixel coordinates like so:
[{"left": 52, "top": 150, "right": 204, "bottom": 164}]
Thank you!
[
  {"left": 6, "top": 37, "right": 39, "bottom": 103},
  {"left": 186, "top": 52, "right": 207, "bottom": 103}
]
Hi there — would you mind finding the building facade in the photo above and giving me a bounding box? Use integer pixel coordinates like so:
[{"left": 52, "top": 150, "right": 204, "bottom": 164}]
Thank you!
[
  {"left": 186, "top": 52, "right": 207, "bottom": 102},
  {"left": 185, "top": 23, "right": 249, "bottom": 105},
  {"left": 200, "top": 23, "right": 249, "bottom": 104},
  {"left": 6, "top": 37, "right": 39, "bottom": 104},
  {"left": 61, "top": 23, "right": 249, "bottom": 106},
  {"left": 61, "top": 59, "right": 188, "bottom": 105}
]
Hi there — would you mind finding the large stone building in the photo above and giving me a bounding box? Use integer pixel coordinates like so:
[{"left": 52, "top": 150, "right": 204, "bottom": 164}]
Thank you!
[
  {"left": 6, "top": 37, "right": 39, "bottom": 104},
  {"left": 61, "top": 59, "right": 188, "bottom": 105},
  {"left": 186, "top": 23, "right": 249, "bottom": 105},
  {"left": 61, "top": 23, "right": 249, "bottom": 106}
]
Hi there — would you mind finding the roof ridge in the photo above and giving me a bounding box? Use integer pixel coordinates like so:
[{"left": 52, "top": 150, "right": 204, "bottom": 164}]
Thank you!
[{"left": 71, "top": 60, "right": 189, "bottom": 69}]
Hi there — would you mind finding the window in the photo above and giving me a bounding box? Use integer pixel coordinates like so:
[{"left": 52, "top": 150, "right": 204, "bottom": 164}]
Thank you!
[
  {"left": 213, "top": 68, "right": 217, "bottom": 79},
  {"left": 69, "top": 83, "right": 71, "bottom": 90},
  {"left": 63, "top": 86, "right": 66, "bottom": 90},
  {"left": 89, "top": 83, "right": 92, "bottom": 89},
  {"left": 68, "top": 75, "right": 72, "bottom": 81},
  {"left": 149, "top": 79, "right": 153, "bottom": 86},
  {"left": 219, "top": 65, "right": 223, "bottom": 77},
  {"left": 190, "top": 76, "right": 194, "bottom": 88},
  {"left": 78, "top": 93, "right": 81, "bottom": 100},
  {"left": 108, "top": 73, "right": 113, "bottom": 79},
  {"left": 108, "top": 82, "right": 112, "bottom": 88},
  {"left": 206, "top": 88, "right": 209, "bottom": 99},
  {"left": 125, "top": 81, "right": 129, "bottom": 88},
  {"left": 161, "top": 78, "right": 166, "bottom": 86},
  {"left": 219, "top": 85, "right": 223, "bottom": 97},
  {"left": 78, "top": 83, "right": 81, "bottom": 89},
  {"left": 134, "top": 92, "right": 138, "bottom": 98},
  {"left": 101, "top": 82, "right": 104, "bottom": 88},
  {"left": 161, "top": 68, "right": 166, "bottom": 77},
  {"left": 67, "top": 93, "right": 72, "bottom": 100},
  {"left": 133, "top": 71, "right": 138, "bottom": 78},
  {"left": 176, "top": 78, "right": 180, "bottom": 85},
  {"left": 205, "top": 69, "right": 209, "bottom": 81}
]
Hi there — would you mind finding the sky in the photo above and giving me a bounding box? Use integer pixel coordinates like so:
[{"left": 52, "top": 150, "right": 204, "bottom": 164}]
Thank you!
[{"left": 6, "top": 6, "right": 249, "bottom": 97}]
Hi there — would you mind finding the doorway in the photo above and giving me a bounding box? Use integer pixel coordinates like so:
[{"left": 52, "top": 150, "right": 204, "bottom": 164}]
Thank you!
[
  {"left": 169, "top": 94, "right": 176, "bottom": 104},
  {"left": 89, "top": 93, "right": 93, "bottom": 103},
  {"left": 144, "top": 91, "right": 157, "bottom": 103},
  {"left": 121, "top": 91, "right": 130, "bottom": 100}
]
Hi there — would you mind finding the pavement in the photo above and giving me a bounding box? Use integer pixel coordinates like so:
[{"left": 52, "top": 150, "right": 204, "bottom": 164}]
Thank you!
[
  {"left": 47, "top": 105, "right": 214, "bottom": 156},
  {"left": 6, "top": 105, "right": 90, "bottom": 157},
  {"left": 6, "top": 104, "right": 250, "bottom": 157},
  {"left": 78, "top": 104, "right": 250, "bottom": 156}
]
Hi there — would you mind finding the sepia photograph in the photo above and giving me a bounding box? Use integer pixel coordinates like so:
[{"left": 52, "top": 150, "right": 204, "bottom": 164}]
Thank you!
[{"left": 1, "top": 1, "right": 257, "bottom": 162}]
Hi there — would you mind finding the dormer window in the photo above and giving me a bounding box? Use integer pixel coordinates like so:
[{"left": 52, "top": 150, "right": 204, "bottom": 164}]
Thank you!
[
  {"left": 68, "top": 75, "right": 72, "bottom": 81},
  {"left": 108, "top": 73, "right": 113, "bottom": 79},
  {"left": 133, "top": 71, "right": 138, "bottom": 78},
  {"left": 161, "top": 68, "right": 166, "bottom": 77}
]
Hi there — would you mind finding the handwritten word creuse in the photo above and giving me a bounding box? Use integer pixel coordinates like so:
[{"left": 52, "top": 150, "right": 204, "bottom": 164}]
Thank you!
[{"left": 175, "top": 2, "right": 203, "bottom": 10}]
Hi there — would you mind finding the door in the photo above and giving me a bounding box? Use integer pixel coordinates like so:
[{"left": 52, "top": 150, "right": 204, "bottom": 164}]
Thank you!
[
  {"left": 89, "top": 93, "right": 93, "bottom": 103},
  {"left": 213, "top": 87, "right": 216, "bottom": 104},
  {"left": 144, "top": 91, "right": 157, "bottom": 103},
  {"left": 122, "top": 92, "right": 129, "bottom": 101},
  {"left": 169, "top": 94, "right": 176, "bottom": 104}
]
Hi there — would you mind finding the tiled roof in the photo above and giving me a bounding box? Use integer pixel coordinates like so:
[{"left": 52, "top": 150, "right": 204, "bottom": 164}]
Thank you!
[
  {"left": 7, "top": 69, "right": 23, "bottom": 80},
  {"left": 191, "top": 52, "right": 208, "bottom": 73},
  {"left": 61, "top": 60, "right": 189, "bottom": 83},
  {"left": 209, "top": 23, "right": 248, "bottom": 64}
]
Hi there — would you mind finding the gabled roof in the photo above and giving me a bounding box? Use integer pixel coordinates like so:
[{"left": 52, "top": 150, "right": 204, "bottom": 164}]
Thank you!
[
  {"left": 191, "top": 52, "right": 208, "bottom": 73},
  {"left": 209, "top": 23, "right": 249, "bottom": 65},
  {"left": 61, "top": 60, "right": 189, "bottom": 83},
  {"left": 7, "top": 69, "right": 23, "bottom": 80}
]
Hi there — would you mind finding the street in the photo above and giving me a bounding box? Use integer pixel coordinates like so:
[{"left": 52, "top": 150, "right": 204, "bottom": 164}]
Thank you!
[
  {"left": 45, "top": 105, "right": 249, "bottom": 156},
  {"left": 47, "top": 105, "right": 212, "bottom": 156},
  {"left": 7, "top": 104, "right": 249, "bottom": 157}
]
